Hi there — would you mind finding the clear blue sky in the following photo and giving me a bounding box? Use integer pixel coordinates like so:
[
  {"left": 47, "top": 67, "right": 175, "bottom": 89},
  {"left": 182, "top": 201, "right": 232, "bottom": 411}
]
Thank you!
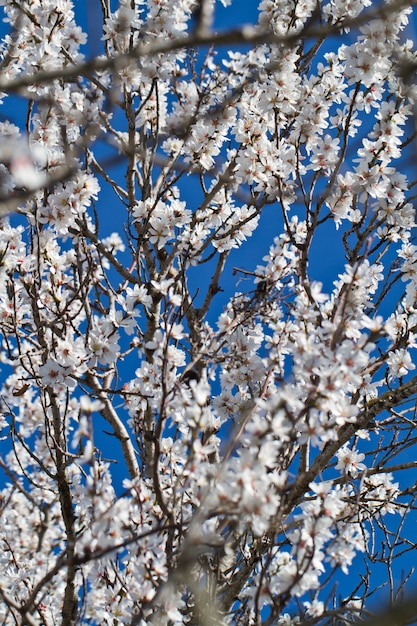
[{"left": 1, "top": 0, "right": 417, "bottom": 618}]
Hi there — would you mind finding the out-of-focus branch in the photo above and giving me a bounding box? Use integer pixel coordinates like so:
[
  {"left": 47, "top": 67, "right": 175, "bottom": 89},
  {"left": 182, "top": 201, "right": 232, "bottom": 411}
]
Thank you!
[
  {"left": 340, "top": 596, "right": 417, "bottom": 626},
  {"left": 1, "top": 0, "right": 416, "bottom": 94}
]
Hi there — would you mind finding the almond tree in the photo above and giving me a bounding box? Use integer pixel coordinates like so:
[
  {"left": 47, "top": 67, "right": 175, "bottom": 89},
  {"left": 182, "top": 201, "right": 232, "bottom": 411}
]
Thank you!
[{"left": 0, "top": 0, "right": 417, "bottom": 624}]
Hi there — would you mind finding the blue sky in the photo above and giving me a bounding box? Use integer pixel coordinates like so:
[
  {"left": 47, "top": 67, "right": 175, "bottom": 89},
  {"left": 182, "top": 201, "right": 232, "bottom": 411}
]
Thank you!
[{"left": 1, "top": 0, "right": 417, "bottom": 619}]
